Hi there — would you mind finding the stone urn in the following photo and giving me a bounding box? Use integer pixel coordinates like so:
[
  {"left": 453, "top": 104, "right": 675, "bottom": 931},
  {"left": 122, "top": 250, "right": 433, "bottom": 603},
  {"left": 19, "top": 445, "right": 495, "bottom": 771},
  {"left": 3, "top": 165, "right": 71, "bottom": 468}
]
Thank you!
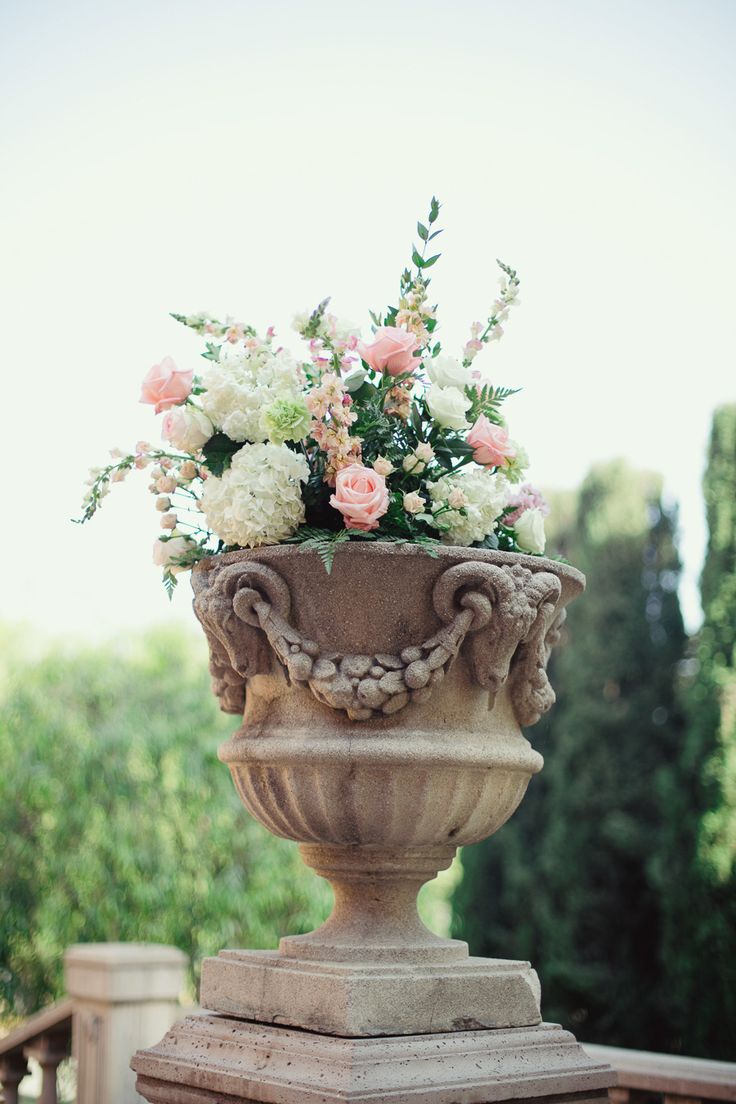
[
  {"left": 132, "top": 543, "right": 617, "bottom": 1103},
  {"left": 188, "top": 543, "right": 583, "bottom": 1036}
]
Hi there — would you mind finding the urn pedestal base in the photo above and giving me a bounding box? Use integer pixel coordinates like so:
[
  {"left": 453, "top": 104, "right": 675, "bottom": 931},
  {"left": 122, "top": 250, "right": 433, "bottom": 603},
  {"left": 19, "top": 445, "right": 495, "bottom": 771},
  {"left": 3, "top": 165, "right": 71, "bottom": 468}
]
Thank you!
[
  {"left": 131, "top": 1014, "right": 616, "bottom": 1104},
  {"left": 200, "top": 949, "right": 542, "bottom": 1037}
]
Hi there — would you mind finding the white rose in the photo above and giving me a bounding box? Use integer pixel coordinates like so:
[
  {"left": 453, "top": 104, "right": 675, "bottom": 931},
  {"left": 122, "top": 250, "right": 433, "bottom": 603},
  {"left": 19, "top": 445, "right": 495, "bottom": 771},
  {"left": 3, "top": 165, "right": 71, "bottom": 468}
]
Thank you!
[
  {"left": 515, "top": 507, "right": 546, "bottom": 554},
  {"left": 162, "top": 406, "right": 213, "bottom": 453},
  {"left": 424, "top": 354, "right": 473, "bottom": 391},
  {"left": 427, "top": 385, "right": 472, "bottom": 430}
]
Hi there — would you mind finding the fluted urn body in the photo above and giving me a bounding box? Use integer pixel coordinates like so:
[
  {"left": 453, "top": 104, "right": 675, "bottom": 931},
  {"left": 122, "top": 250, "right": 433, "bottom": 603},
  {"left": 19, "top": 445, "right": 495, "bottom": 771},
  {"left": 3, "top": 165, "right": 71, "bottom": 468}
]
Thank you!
[{"left": 193, "top": 544, "right": 583, "bottom": 970}]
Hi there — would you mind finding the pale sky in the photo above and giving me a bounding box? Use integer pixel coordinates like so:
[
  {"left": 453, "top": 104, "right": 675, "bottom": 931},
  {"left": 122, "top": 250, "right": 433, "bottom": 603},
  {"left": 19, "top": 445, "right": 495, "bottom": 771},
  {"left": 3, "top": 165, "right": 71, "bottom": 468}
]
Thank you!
[{"left": 2, "top": 0, "right": 734, "bottom": 639}]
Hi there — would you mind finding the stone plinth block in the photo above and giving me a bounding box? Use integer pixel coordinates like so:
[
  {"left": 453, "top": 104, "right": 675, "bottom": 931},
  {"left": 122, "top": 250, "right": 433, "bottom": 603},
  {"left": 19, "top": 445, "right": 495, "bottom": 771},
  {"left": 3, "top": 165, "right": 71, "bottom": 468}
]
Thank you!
[
  {"left": 200, "top": 949, "right": 542, "bottom": 1037},
  {"left": 65, "top": 942, "right": 187, "bottom": 1104},
  {"left": 131, "top": 1014, "right": 616, "bottom": 1104}
]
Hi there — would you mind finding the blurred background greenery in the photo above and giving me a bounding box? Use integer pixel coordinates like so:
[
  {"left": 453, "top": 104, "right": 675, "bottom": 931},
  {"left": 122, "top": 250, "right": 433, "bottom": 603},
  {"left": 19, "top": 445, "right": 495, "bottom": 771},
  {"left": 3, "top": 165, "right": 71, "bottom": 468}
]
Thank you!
[{"left": 1, "top": 406, "right": 734, "bottom": 1061}]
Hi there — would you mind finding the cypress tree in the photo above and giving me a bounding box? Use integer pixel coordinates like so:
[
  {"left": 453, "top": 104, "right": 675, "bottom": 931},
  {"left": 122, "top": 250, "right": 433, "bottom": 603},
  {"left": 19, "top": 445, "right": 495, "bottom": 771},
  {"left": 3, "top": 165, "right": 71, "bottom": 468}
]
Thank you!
[
  {"left": 660, "top": 405, "right": 736, "bottom": 1059},
  {"left": 452, "top": 461, "right": 687, "bottom": 1050}
]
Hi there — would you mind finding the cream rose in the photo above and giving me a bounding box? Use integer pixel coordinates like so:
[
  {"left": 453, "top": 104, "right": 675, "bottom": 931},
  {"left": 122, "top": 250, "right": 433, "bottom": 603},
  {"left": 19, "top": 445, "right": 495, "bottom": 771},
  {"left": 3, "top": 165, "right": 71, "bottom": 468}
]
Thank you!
[
  {"left": 427, "top": 385, "right": 472, "bottom": 430},
  {"left": 515, "top": 507, "right": 546, "bottom": 554},
  {"left": 424, "top": 354, "right": 472, "bottom": 391},
  {"left": 152, "top": 535, "right": 192, "bottom": 572},
  {"left": 161, "top": 406, "right": 213, "bottom": 453}
]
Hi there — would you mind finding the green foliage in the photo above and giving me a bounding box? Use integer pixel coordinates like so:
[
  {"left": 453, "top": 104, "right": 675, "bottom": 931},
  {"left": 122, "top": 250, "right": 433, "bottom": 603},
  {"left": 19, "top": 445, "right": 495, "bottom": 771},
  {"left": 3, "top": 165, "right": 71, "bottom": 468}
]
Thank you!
[
  {"left": 452, "top": 460, "right": 690, "bottom": 1053},
  {"left": 288, "top": 527, "right": 352, "bottom": 574},
  {"left": 658, "top": 405, "right": 736, "bottom": 1059},
  {"left": 201, "top": 432, "right": 241, "bottom": 477},
  {"left": 286, "top": 527, "right": 440, "bottom": 573},
  {"left": 0, "top": 629, "right": 330, "bottom": 1016}
]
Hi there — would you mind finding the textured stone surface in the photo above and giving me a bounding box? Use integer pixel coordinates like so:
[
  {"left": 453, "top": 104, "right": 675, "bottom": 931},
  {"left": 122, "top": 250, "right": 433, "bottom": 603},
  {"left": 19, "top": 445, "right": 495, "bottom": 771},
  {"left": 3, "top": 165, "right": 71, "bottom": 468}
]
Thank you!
[
  {"left": 130, "top": 548, "right": 604, "bottom": 1100},
  {"left": 192, "top": 545, "right": 582, "bottom": 726},
  {"left": 65, "top": 943, "right": 187, "bottom": 1104},
  {"left": 132, "top": 1015, "right": 616, "bottom": 1103},
  {"left": 188, "top": 545, "right": 584, "bottom": 1005},
  {"left": 200, "top": 950, "right": 542, "bottom": 1037}
]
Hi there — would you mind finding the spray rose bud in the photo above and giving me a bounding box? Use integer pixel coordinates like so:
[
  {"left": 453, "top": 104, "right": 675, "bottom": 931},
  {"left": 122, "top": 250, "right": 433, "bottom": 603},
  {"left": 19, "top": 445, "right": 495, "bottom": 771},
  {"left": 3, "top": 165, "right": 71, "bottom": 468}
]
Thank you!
[
  {"left": 157, "top": 476, "right": 177, "bottom": 494},
  {"left": 155, "top": 496, "right": 171, "bottom": 512},
  {"left": 403, "top": 491, "right": 425, "bottom": 515},
  {"left": 448, "top": 487, "right": 467, "bottom": 509},
  {"left": 373, "top": 456, "right": 394, "bottom": 477},
  {"left": 414, "top": 442, "right": 435, "bottom": 463},
  {"left": 160, "top": 513, "right": 177, "bottom": 530},
  {"left": 179, "top": 460, "right": 198, "bottom": 481},
  {"left": 402, "top": 454, "right": 426, "bottom": 475}
]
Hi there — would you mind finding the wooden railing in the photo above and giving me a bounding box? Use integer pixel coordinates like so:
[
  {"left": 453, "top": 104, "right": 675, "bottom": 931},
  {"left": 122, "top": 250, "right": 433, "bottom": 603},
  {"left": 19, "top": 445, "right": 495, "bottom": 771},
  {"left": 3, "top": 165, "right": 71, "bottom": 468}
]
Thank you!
[
  {"left": 583, "top": 1043, "right": 736, "bottom": 1103},
  {"left": 0, "top": 998, "right": 72, "bottom": 1104}
]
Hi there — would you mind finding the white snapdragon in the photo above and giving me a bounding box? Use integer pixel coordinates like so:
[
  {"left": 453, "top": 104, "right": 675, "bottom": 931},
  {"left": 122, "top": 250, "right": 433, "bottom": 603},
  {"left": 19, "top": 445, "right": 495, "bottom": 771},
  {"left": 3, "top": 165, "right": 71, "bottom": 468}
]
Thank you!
[
  {"left": 424, "top": 354, "right": 473, "bottom": 391},
  {"left": 201, "top": 442, "right": 309, "bottom": 548},
  {"left": 514, "top": 507, "right": 546, "bottom": 554},
  {"left": 428, "top": 469, "right": 508, "bottom": 546},
  {"left": 426, "top": 385, "right": 472, "bottom": 430},
  {"left": 201, "top": 343, "right": 303, "bottom": 443}
]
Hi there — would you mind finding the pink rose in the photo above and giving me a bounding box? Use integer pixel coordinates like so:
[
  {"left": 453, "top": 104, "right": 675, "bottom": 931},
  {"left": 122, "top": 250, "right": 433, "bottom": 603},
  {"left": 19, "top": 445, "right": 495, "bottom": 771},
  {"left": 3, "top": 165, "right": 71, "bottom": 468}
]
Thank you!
[
  {"left": 329, "top": 463, "right": 389, "bottom": 531},
  {"left": 357, "top": 326, "right": 419, "bottom": 377},
  {"left": 140, "top": 357, "right": 193, "bottom": 414},
  {"left": 466, "top": 415, "right": 516, "bottom": 468}
]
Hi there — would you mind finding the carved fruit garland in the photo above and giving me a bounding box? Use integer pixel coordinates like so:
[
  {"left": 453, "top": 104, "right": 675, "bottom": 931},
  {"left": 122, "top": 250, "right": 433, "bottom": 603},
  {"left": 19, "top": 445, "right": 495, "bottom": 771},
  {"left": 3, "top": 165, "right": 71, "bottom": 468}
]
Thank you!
[{"left": 193, "top": 558, "right": 565, "bottom": 727}]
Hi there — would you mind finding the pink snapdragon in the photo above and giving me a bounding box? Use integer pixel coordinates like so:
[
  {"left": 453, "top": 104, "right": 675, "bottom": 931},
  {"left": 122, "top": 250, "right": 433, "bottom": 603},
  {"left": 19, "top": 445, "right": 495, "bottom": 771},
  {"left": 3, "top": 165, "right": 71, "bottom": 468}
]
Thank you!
[
  {"left": 140, "top": 357, "right": 193, "bottom": 414},
  {"left": 306, "top": 373, "right": 362, "bottom": 484}
]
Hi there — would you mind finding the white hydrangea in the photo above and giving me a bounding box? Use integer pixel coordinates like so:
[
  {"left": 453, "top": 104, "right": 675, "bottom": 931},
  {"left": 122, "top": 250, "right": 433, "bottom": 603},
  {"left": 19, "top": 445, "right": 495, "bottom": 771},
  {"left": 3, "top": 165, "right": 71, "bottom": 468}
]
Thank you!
[
  {"left": 200, "top": 342, "right": 304, "bottom": 443},
  {"left": 427, "top": 468, "right": 509, "bottom": 546},
  {"left": 201, "top": 442, "right": 309, "bottom": 548}
]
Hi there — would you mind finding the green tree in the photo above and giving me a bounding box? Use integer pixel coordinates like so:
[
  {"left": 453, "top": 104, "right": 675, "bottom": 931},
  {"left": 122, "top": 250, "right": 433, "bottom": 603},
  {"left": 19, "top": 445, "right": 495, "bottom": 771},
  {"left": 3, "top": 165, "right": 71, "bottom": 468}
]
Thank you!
[
  {"left": 660, "top": 405, "right": 736, "bottom": 1059},
  {"left": 452, "top": 461, "right": 687, "bottom": 1051},
  {"left": 0, "top": 628, "right": 330, "bottom": 1016}
]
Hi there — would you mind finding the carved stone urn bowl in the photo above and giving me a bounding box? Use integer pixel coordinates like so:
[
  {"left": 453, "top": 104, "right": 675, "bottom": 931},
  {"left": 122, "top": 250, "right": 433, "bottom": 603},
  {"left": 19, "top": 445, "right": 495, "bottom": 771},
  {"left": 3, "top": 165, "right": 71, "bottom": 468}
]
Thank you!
[{"left": 190, "top": 543, "right": 583, "bottom": 1038}]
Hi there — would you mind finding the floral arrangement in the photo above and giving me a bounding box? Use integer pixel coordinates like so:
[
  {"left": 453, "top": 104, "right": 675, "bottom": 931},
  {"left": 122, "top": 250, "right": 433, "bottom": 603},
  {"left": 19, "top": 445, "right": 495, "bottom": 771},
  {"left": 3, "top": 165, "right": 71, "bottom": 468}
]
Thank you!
[{"left": 78, "top": 199, "right": 549, "bottom": 593}]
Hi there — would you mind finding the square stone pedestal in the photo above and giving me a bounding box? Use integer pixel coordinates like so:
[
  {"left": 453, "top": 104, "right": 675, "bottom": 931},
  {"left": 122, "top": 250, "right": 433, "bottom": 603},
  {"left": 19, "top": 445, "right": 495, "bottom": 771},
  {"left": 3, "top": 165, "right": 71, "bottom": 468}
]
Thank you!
[
  {"left": 131, "top": 1013, "right": 616, "bottom": 1103},
  {"left": 200, "top": 949, "right": 543, "bottom": 1037}
]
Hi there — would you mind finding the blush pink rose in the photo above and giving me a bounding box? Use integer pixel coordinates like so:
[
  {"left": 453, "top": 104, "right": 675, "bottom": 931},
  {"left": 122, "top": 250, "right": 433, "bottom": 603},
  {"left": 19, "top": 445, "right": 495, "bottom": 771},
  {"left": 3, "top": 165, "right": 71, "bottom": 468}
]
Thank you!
[
  {"left": 357, "top": 326, "right": 419, "bottom": 377},
  {"left": 466, "top": 415, "right": 516, "bottom": 468},
  {"left": 140, "top": 357, "right": 193, "bottom": 414},
  {"left": 329, "top": 463, "right": 389, "bottom": 531}
]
